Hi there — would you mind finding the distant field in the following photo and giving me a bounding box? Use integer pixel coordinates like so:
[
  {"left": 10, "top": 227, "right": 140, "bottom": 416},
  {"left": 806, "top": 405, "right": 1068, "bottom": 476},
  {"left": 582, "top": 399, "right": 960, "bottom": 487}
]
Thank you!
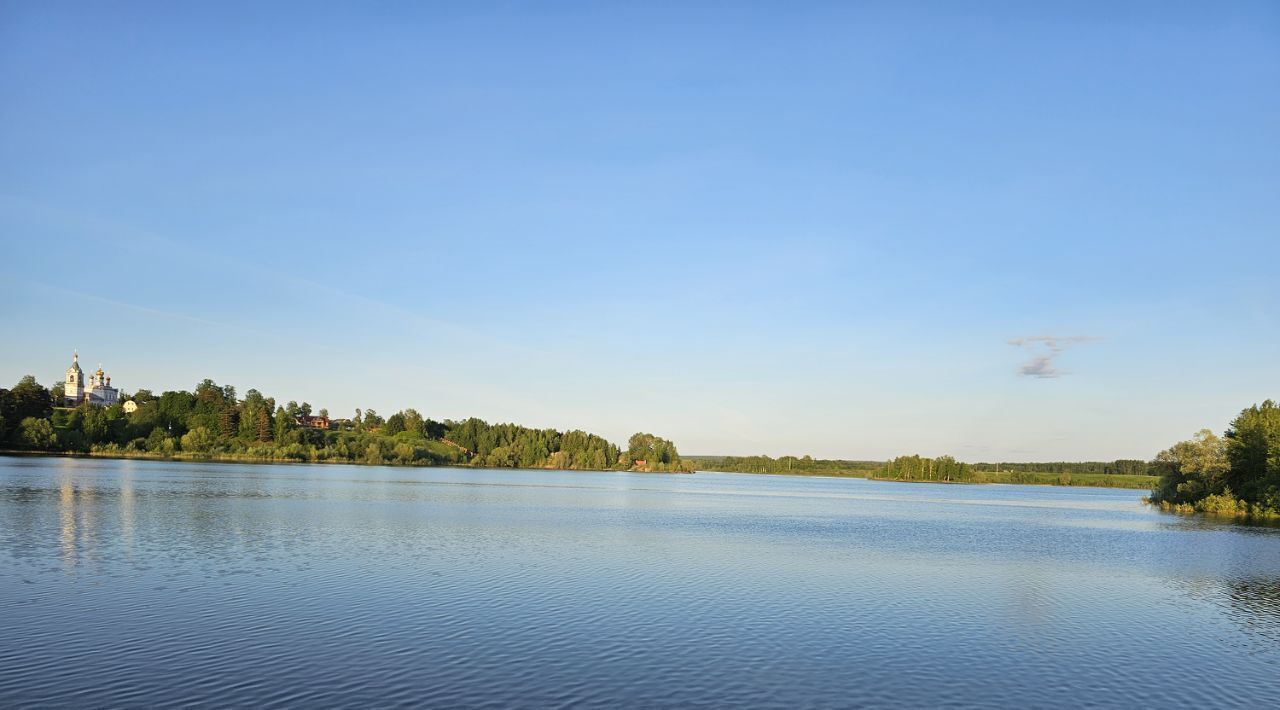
[
  {"left": 687, "top": 456, "right": 881, "bottom": 478},
  {"left": 873, "top": 470, "right": 1158, "bottom": 489},
  {"left": 704, "top": 468, "right": 874, "bottom": 478},
  {"left": 693, "top": 463, "right": 1158, "bottom": 489}
]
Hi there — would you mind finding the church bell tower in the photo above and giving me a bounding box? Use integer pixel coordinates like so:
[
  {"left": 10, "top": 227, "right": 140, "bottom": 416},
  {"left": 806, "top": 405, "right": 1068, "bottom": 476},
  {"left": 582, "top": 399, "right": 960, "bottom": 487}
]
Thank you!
[{"left": 65, "top": 351, "right": 84, "bottom": 405}]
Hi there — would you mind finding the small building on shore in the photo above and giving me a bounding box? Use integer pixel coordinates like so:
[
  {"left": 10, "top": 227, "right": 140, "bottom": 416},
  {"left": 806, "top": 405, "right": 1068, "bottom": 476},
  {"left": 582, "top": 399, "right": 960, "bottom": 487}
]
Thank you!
[{"left": 296, "top": 415, "right": 331, "bottom": 429}]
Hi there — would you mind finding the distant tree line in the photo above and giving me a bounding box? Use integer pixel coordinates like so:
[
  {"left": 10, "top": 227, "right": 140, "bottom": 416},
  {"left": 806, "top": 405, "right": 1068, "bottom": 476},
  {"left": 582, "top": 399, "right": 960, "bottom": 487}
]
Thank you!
[
  {"left": 1147, "top": 400, "right": 1280, "bottom": 520},
  {"left": 690, "top": 455, "right": 881, "bottom": 476},
  {"left": 692, "top": 453, "right": 1153, "bottom": 487},
  {"left": 869, "top": 455, "right": 1157, "bottom": 487},
  {"left": 873, "top": 399, "right": 1279, "bottom": 503},
  {"left": 0, "top": 374, "right": 690, "bottom": 473},
  {"left": 969, "top": 460, "right": 1149, "bottom": 475}
]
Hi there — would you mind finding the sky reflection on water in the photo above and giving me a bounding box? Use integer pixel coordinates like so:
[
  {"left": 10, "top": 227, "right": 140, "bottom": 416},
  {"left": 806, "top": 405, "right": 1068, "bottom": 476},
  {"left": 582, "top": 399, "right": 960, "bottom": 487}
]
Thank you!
[{"left": 2, "top": 456, "right": 1279, "bottom": 708}]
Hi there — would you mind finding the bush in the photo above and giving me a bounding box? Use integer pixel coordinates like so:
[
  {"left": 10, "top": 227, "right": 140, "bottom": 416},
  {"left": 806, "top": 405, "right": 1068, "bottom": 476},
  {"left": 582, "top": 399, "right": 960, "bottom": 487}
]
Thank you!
[
  {"left": 180, "top": 426, "right": 214, "bottom": 454},
  {"left": 19, "top": 417, "right": 57, "bottom": 450}
]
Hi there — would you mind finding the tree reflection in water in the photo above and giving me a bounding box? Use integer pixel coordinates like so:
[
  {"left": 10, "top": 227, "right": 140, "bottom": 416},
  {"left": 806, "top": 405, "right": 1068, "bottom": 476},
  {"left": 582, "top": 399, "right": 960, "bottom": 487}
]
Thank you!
[{"left": 1227, "top": 578, "right": 1280, "bottom": 644}]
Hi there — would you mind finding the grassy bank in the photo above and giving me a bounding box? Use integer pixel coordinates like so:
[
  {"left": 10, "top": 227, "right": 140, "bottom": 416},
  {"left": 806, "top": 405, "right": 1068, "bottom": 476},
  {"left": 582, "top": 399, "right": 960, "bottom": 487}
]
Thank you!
[
  {"left": 872, "top": 470, "right": 1157, "bottom": 489},
  {"left": 1147, "top": 496, "right": 1280, "bottom": 521},
  {"left": 693, "top": 466, "right": 877, "bottom": 478},
  {"left": 691, "top": 462, "right": 1158, "bottom": 489}
]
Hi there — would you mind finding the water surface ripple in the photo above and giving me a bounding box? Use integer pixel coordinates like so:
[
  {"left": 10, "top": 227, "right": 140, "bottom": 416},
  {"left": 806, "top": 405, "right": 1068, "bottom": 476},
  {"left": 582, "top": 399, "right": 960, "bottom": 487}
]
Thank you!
[{"left": 2, "top": 456, "right": 1278, "bottom": 708}]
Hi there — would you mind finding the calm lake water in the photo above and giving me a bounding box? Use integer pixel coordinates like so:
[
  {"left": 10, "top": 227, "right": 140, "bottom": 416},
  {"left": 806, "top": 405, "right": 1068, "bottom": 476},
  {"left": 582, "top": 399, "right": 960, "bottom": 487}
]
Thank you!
[{"left": 2, "top": 456, "right": 1278, "bottom": 708}]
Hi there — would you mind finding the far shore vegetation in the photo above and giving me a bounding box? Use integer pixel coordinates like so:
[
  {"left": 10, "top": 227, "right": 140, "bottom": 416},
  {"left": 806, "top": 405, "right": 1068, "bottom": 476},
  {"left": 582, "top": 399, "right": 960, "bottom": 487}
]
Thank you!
[
  {"left": 688, "top": 456, "right": 882, "bottom": 477},
  {"left": 860, "top": 398, "right": 1279, "bottom": 519},
  {"left": 692, "top": 454, "right": 1157, "bottom": 489},
  {"left": 3, "top": 373, "right": 1275, "bottom": 519},
  {"left": 872, "top": 455, "right": 1157, "bottom": 489},
  {"left": 0, "top": 375, "right": 689, "bottom": 473},
  {"left": 692, "top": 398, "right": 1278, "bottom": 512}
]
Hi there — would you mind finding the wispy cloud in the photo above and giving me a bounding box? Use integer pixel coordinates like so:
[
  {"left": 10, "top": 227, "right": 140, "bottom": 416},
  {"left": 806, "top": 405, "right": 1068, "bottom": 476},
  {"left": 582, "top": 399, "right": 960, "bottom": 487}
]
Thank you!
[
  {"left": 26, "top": 280, "right": 235, "bottom": 330},
  {"left": 0, "top": 194, "right": 546, "bottom": 358},
  {"left": 1007, "top": 335, "right": 1100, "bottom": 378}
]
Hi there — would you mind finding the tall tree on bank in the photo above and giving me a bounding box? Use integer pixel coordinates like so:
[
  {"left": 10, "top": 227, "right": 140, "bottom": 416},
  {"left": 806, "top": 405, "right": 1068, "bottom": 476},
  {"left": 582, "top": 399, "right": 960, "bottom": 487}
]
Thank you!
[
  {"left": 626, "top": 433, "right": 683, "bottom": 471},
  {"left": 273, "top": 406, "right": 292, "bottom": 443},
  {"left": 9, "top": 376, "right": 52, "bottom": 424},
  {"left": 1224, "top": 401, "right": 1280, "bottom": 504},
  {"left": 1148, "top": 429, "right": 1228, "bottom": 505},
  {"left": 1149, "top": 400, "right": 1280, "bottom": 518}
]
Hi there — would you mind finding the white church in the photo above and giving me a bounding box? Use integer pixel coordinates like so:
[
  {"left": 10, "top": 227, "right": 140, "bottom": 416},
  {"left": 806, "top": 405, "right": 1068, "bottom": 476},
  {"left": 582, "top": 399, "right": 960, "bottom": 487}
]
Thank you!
[{"left": 64, "top": 352, "right": 120, "bottom": 407}]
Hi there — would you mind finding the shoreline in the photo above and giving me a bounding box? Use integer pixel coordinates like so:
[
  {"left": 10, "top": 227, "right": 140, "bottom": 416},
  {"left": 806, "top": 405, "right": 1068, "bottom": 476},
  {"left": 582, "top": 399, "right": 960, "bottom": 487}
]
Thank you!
[
  {"left": 1, "top": 450, "right": 1147, "bottom": 489},
  {"left": 0, "top": 449, "right": 685, "bottom": 475},
  {"left": 701, "top": 470, "right": 1155, "bottom": 490}
]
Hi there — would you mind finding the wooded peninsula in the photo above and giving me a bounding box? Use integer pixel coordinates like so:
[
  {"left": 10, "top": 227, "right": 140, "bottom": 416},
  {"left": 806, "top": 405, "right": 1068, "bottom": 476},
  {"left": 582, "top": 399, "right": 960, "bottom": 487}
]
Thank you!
[{"left": 0, "top": 374, "right": 688, "bottom": 472}]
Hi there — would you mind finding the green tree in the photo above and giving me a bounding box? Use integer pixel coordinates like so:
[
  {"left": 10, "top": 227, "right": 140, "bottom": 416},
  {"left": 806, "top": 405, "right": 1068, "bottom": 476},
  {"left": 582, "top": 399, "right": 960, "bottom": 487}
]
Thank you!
[
  {"left": 402, "top": 408, "right": 424, "bottom": 437},
  {"left": 1223, "top": 400, "right": 1280, "bottom": 505},
  {"left": 238, "top": 389, "right": 274, "bottom": 442},
  {"left": 625, "top": 432, "right": 684, "bottom": 471},
  {"left": 125, "top": 399, "right": 161, "bottom": 440},
  {"left": 19, "top": 417, "right": 57, "bottom": 449},
  {"left": 145, "top": 426, "right": 175, "bottom": 454},
  {"left": 1148, "top": 402, "right": 1280, "bottom": 518},
  {"left": 424, "top": 418, "right": 446, "bottom": 438},
  {"left": 383, "top": 412, "right": 406, "bottom": 436},
  {"left": 8, "top": 376, "right": 52, "bottom": 423},
  {"left": 181, "top": 426, "right": 215, "bottom": 453},
  {"left": 80, "top": 404, "right": 110, "bottom": 443},
  {"left": 273, "top": 406, "right": 293, "bottom": 443},
  {"left": 0, "top": 388, "right": 10, "bottom": 440},
  {"left": 1149, "top": 429, "right": 1229, "bottom": 504},
  {"left": 157, "top": 390, "right": 196, "bottom": 435}
]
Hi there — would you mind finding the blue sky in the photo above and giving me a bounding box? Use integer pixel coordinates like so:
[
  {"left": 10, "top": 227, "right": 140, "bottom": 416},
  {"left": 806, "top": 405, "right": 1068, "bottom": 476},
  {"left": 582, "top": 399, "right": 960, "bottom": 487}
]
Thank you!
[{"left": 2, "top": 1, "right": 1277, "bottom": 460}]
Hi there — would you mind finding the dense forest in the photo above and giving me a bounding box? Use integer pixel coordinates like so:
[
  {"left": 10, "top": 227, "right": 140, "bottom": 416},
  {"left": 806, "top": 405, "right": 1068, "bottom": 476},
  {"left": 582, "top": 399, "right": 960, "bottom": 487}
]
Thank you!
[
  {"left": 0, "top": 375, "right": 690, "bottom": 473},
  {"left": 1147, "top": 400, "right": 1280, "bottom": 520}
]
